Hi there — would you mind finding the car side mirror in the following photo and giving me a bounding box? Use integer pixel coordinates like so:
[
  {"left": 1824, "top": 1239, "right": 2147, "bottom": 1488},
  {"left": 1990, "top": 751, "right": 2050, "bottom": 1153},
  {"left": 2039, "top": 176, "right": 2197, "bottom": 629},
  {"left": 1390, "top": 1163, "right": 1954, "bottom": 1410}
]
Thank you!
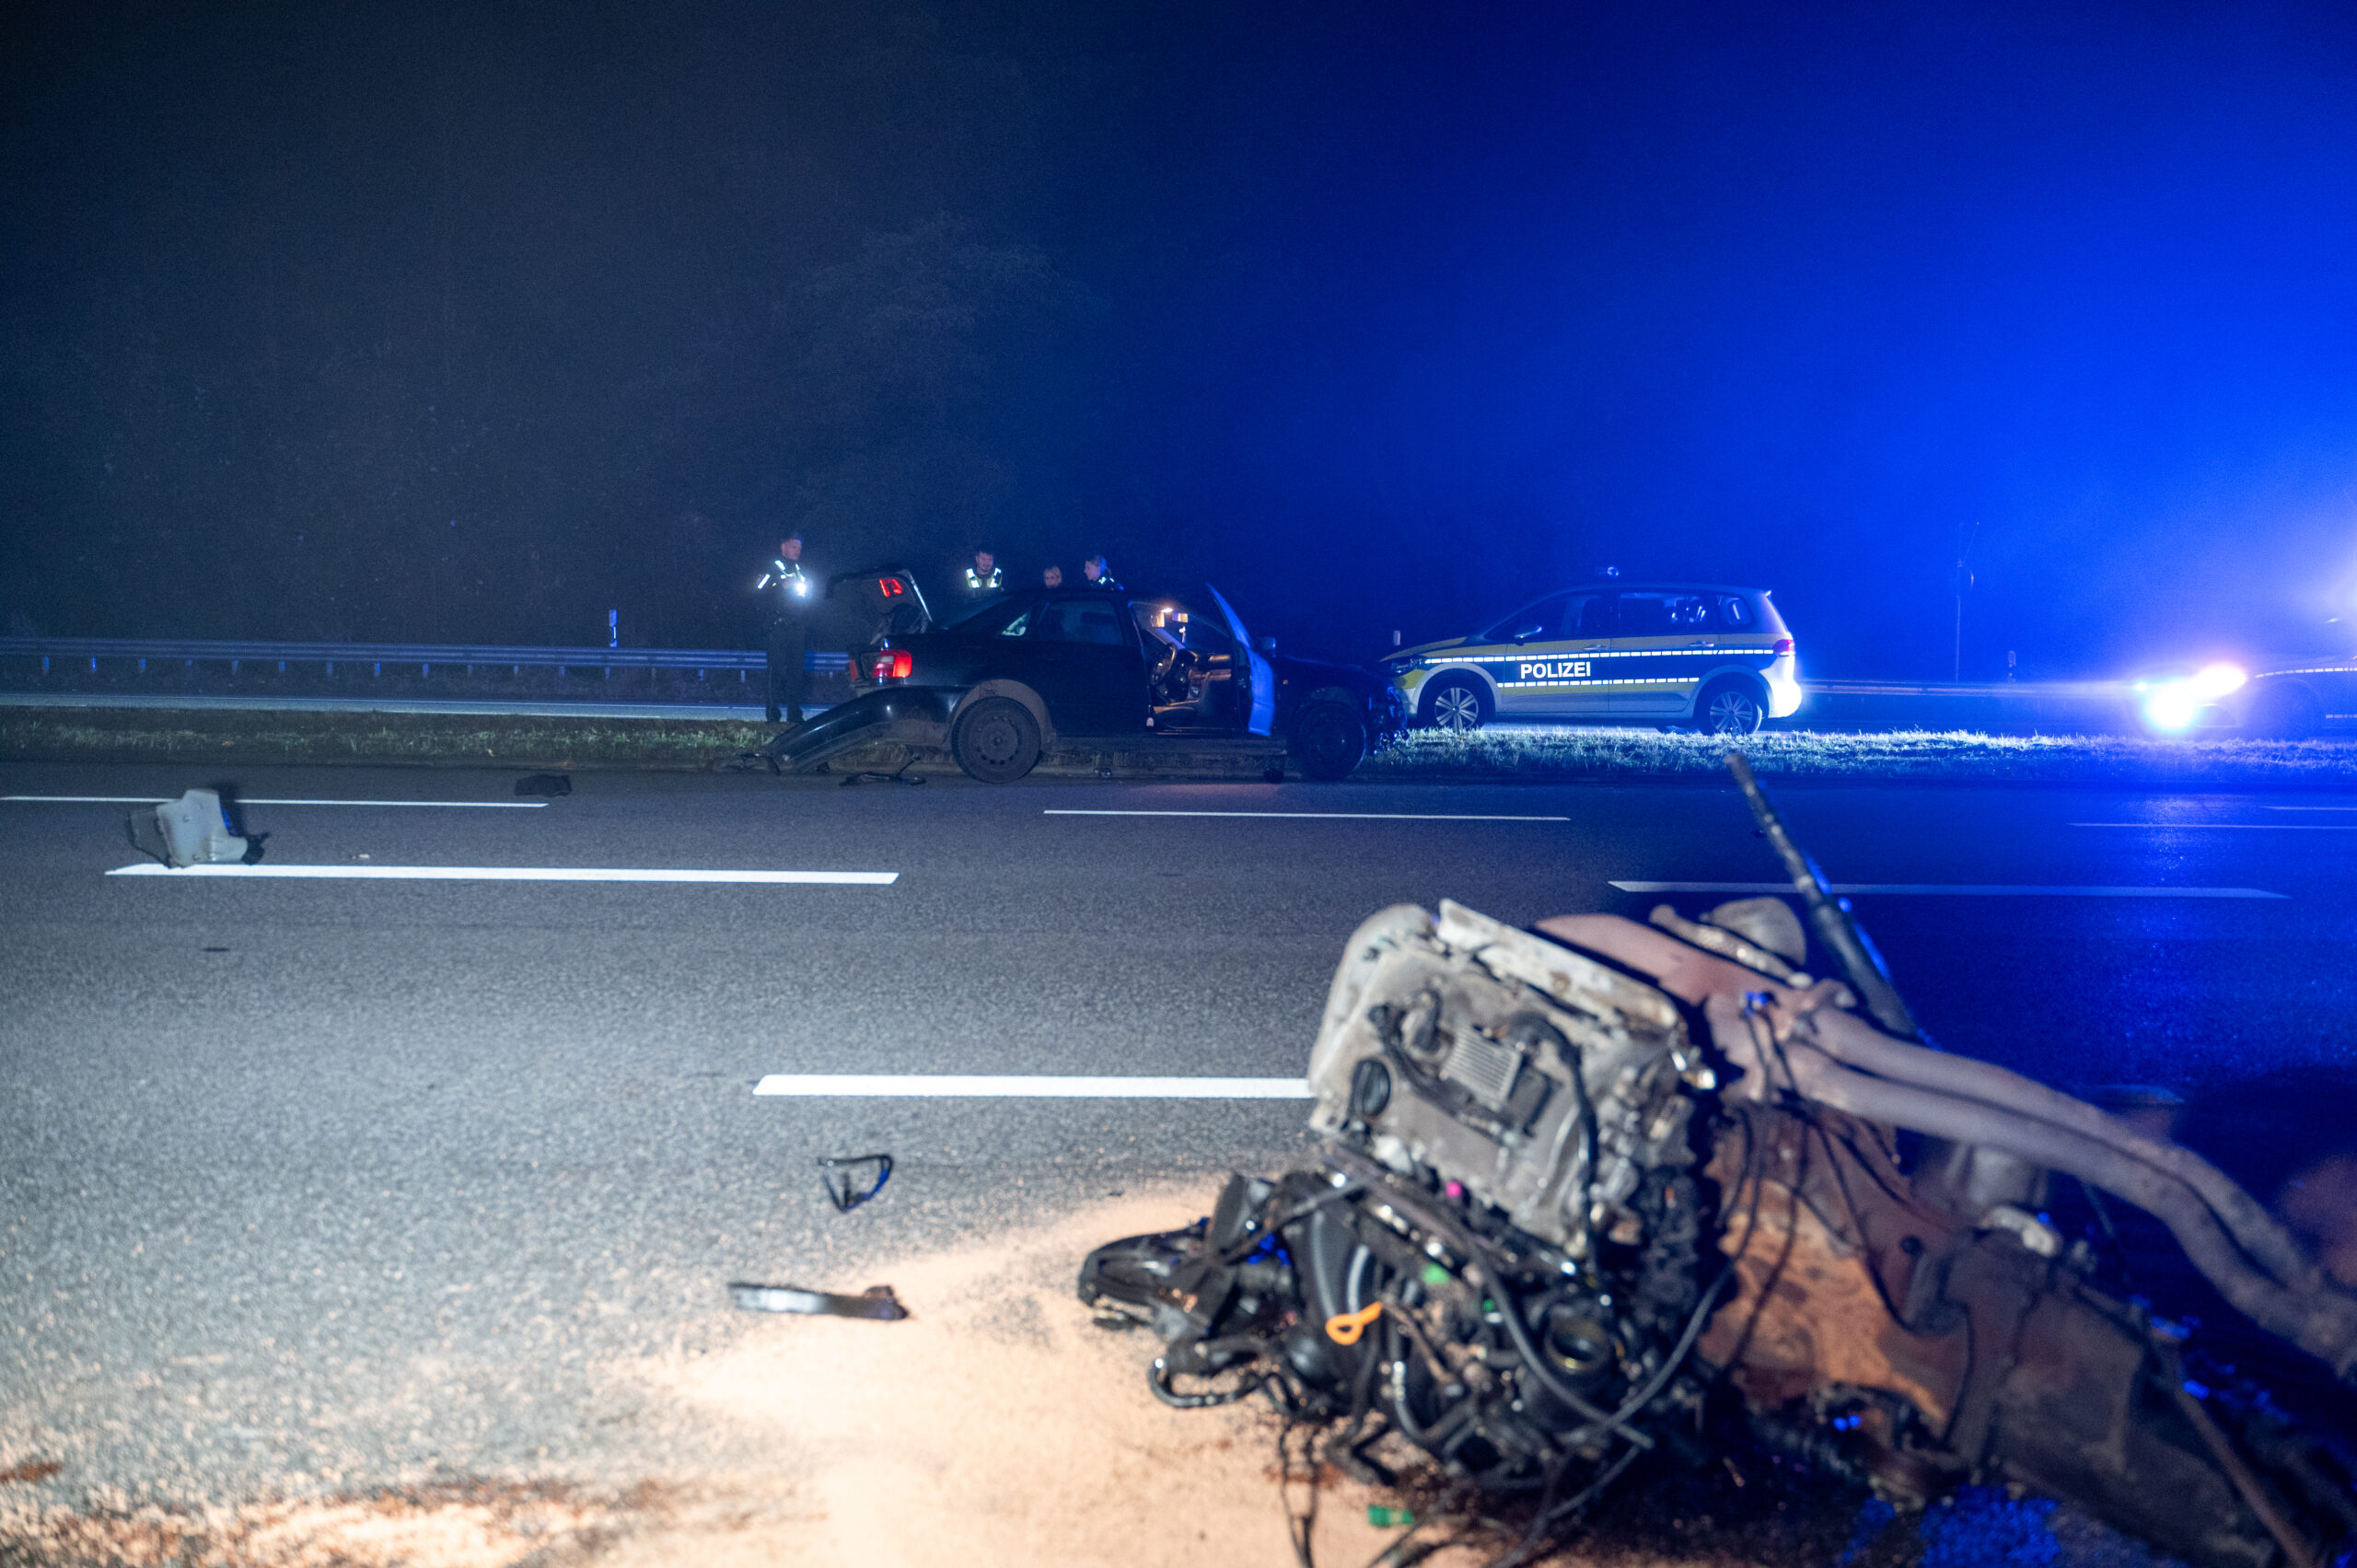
[{"left": 1257, "top": 636, "right": 1276, "bottom": 653}]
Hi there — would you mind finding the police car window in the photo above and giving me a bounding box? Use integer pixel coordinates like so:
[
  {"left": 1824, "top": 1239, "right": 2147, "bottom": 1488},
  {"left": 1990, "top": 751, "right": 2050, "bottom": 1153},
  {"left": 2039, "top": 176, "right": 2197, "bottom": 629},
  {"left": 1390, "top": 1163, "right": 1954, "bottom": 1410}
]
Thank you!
[
  {"left": 1614, "top": 593, "right": 1712, "bottom": 637},
  {"left": 1715, "top": 595, "right": 1756, "bottom": 631},
  {"left": 1566, "top": 595, "right": 1611, "bottom": 637},
  {"left": 1613, "top": 594, "right": 1670, "bottom": 638},
  {"left": 1485, "top": 594, "right": 1569, "bottom": 641},
  {"left": 1035, "top": 598, "right": 1127, "bottom": 646}
]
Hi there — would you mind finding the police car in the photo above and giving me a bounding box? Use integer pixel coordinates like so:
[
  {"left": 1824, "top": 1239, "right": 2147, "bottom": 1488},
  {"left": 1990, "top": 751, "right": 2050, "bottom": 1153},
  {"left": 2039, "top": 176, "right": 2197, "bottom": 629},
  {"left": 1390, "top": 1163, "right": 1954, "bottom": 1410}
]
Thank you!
[
  {"left": 1386, "top": 582, "right": 1803, "bottom": 735},
  {"left": 2134, "top": 655, "right": 2357, "bottom": 738}
]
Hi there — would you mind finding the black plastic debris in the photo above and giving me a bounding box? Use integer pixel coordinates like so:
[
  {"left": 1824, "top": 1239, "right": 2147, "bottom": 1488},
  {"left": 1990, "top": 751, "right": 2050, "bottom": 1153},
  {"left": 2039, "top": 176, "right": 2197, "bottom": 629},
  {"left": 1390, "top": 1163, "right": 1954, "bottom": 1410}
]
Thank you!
[
  {"left": 818, "top": 1153, "right": 893, "bottom": 1213},
  {"left": 727, "top": 1282, "right": 908, "bottom": 1320},
  {"left": 837, "top": 761, "right": 924, "bottom": 786},
  {"left": 515, "top": 772, "right": 572, "bottom": 796}
]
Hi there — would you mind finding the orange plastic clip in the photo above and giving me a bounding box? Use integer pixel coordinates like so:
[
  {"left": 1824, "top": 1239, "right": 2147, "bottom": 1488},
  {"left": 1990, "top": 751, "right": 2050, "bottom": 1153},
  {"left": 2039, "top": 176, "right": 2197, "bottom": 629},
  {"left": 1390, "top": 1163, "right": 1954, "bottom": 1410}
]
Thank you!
[{"left": 1324, "top": 1302, "right": 1383, "bottom": 1346}]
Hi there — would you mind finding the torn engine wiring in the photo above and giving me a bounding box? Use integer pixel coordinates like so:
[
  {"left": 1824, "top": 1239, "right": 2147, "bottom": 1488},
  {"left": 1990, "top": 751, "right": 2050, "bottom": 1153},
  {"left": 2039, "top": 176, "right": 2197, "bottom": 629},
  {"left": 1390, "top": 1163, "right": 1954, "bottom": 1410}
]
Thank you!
[{"left": 1080, "top": 755, "right": 2357, "bottom": 1568}]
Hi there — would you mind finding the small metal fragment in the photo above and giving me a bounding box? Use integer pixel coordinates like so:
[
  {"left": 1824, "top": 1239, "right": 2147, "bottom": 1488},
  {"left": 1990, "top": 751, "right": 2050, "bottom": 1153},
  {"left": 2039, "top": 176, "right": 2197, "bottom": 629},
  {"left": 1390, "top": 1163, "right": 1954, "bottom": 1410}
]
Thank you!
[{"left": 727, "top": 1282, "right": 908, "bottom": 1320}]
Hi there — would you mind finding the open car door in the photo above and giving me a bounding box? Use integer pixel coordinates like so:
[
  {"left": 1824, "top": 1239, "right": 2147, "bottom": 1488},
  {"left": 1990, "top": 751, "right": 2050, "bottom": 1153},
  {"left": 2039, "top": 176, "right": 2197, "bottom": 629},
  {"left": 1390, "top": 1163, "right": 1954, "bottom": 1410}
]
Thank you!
[{"left": 1206, "top": 584, "right": 1276, "bottom": 737}]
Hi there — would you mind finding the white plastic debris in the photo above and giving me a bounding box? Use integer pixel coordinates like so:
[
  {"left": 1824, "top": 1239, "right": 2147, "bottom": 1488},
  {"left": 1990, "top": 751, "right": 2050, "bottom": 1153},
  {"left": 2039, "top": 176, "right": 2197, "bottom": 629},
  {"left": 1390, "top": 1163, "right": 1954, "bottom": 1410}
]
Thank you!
[{"left": 127, "top": 789, "right": 256, "bottom": 867}]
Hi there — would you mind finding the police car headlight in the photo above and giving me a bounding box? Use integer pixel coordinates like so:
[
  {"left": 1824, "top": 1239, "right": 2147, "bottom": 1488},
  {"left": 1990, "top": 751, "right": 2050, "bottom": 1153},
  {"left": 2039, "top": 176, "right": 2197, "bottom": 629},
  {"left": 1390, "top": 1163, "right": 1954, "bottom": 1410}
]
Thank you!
[
  {"left": 2190, "top": 661, "right": 2247, "bottom": 700},
  {"left": 2135, "top": 662, "right": 2245, "bottom": 732}
]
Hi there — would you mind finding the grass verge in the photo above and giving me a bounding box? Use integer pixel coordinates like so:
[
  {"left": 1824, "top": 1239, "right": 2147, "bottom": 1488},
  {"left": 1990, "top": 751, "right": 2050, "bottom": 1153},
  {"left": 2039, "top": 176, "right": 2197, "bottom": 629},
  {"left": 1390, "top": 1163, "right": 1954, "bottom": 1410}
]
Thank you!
[
  {"left": 0, "top": 706, "right": 774, "bottom": 770},
  {"left": 1364, "top": 726, "right": 2357, "bottom": 788},
  {"left": 5, "top": 704, "right": 2355, "bottom": 789}
]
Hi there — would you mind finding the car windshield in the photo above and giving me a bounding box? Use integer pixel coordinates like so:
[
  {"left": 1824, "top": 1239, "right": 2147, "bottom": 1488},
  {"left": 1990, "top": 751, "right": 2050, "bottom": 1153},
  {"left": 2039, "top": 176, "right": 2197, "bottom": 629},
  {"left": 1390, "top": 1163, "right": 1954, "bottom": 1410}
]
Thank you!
[{"left": 1480, "top": 593, "right": 1608, "bottom": 640}]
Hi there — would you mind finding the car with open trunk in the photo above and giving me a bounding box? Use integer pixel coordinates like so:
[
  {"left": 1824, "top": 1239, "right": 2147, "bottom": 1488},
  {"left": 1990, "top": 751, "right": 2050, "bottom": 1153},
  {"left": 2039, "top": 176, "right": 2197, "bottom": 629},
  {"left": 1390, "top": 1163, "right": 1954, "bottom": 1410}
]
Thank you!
[{"left": 767, "top": 575, "right": 1405, "bottom": 782}]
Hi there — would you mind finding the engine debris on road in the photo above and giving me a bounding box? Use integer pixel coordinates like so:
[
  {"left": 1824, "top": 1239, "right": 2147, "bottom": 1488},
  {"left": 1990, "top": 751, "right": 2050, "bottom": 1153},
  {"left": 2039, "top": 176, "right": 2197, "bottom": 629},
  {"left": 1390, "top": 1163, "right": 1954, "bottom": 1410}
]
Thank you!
[{"left": 1082, "top": 754, "right": 2357, "bottom": 1568}]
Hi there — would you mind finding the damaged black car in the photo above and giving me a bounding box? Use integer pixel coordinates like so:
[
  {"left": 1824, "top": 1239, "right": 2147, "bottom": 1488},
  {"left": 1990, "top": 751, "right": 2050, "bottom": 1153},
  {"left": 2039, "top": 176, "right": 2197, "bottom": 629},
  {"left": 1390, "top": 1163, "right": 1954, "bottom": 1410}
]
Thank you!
[{"left": 769, "top": 575, "right": 1405, "bottom": 782}]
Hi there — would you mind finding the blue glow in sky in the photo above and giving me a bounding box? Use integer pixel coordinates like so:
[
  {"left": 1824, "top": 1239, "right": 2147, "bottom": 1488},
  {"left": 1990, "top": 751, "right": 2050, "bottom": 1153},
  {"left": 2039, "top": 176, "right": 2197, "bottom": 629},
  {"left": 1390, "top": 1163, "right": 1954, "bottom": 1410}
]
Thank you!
[{"left": 6, "top": 2, "right": 2357, "bottom": 673}]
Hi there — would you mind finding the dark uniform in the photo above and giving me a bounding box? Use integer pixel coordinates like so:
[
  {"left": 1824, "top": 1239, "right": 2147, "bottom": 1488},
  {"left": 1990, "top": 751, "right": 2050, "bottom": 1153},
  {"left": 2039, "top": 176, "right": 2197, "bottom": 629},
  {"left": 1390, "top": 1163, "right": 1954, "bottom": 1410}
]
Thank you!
[
  {"left": 1083, "top": 560, "right": 1123, "bottom": 593},
  {"left": 758, "top": 554, "right": 815, "bottom": 724}
]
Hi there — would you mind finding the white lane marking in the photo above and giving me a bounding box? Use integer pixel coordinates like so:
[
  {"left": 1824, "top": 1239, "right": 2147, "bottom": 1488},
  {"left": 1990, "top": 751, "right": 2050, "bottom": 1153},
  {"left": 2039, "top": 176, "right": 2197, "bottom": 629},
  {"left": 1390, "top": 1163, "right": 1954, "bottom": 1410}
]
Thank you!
[
  {"left": 1043, "top": 809, "right": 1570, "bottom": 821},
  {"left": 7, "top": 795, "right": 545, "bottom": 807},
  {"left": 6, "top": 796, "right": 176, "bottom": 803},
  {"left": 2073, "top": 821, "right": 2357, "bottom": 830},
  {"left": 249, "top": 798, "right": 547, "bottom": 808},
  {"left": 754, "top": 1074, "right": 1311, "bottom": 1098},
  {"left": 108, "top": 864, "right": 895, "bottom": 884},
  {"left": 2266, "top": 805, "right": 2357, "bottom": 811},
  {"left": 1610, "top": 881, "right": 2285, "bottom": 899}
]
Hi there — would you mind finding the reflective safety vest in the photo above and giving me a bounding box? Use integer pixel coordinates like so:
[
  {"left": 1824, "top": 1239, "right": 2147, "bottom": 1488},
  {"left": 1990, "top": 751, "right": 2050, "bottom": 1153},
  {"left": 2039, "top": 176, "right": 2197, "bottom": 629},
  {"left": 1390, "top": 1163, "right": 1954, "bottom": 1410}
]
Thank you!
[
  {"left": 757, "top": 558, "right": 812, "bottom": 611},
  {"left": 964, "top": 565, "right": 1004, "bottom": 594}
]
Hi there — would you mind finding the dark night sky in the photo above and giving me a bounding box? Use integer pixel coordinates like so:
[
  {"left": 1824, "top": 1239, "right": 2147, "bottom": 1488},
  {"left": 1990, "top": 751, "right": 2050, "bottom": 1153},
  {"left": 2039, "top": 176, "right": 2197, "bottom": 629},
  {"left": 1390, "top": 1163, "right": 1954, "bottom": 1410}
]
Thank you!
[{"left": 6, "top": 2, "right": 2357, "bottom": 676}]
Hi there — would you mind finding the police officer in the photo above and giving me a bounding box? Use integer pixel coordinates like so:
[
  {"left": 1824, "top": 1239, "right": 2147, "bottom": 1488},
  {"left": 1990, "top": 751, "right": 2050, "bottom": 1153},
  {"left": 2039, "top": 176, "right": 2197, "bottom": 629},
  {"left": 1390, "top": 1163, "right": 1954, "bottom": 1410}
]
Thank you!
[
  {"left": 962, "top": 546, "right": 1004, "bottom": 600},
  {"left": 757, "top": 533, "right": 816, "bottom": 725},
  {"left": 1041, "top": 563, "right": 1064, "bottom": 588},
  {"left": 1082, "top": 553, "right": 1122, "bottom": 592}
]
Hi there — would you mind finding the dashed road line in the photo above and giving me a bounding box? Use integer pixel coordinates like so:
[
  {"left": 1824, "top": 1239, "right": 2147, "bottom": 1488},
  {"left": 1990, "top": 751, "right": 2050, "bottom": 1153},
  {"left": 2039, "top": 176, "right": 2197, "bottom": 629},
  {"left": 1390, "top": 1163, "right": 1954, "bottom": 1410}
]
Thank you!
[
  {"left": 8, "top": 795, "right": 546, "bottom": 807},
  {"left": 1043, "top": 809, "right": 1569, "bottom": 821},
  {"left": 753, "top": 1074, "right": 1312, "bottom": 1098},
  {"left": 108, "top": 864, "right": 896, "bottom": 884},
  {"left": 1611, "top": 881, "right": 2285, "bottom": 899},
  {"left": 2072, "top": 820, "right": 2357, "bottom": 830}
]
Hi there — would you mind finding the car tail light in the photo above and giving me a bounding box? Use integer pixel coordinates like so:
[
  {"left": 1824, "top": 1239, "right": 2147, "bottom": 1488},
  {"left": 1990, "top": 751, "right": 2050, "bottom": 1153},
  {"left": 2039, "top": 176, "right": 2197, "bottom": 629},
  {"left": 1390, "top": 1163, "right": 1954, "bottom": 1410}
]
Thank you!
[
  {"left": 869, "top": 649, "right": 912, "bottom": 681},
  {"left": 1771, "top": 638, "right": 1794, "bottom": 655}
]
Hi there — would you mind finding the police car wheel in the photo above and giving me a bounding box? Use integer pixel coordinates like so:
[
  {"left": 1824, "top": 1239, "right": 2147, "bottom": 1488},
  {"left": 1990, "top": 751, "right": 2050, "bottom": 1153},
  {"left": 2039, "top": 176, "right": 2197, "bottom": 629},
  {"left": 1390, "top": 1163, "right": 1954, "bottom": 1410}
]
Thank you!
[
  {"left": 1423, "top": 677, "right": 1490, "bottom": 732},
  {"left": 951, "top": 697, "right": 1042, "bottom": 784},
  {"left": 1699, "top": 679, "right": 1765, "bottom": 736},
  {"left": 1290, "top": 703, "right": 1367, "bottom": 782}
]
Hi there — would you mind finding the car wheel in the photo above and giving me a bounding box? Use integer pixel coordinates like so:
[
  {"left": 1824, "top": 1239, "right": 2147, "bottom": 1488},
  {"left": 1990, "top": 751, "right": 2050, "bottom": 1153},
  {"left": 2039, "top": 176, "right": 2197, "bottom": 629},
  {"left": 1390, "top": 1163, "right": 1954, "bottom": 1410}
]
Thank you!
[
  {"left": 1698, "top": 678, "right": 1765, "bottom": 737},
  {"left": 1422, "top": 676, "right": 1490, "bottom": 733},
  {"left": 950, "top": 696, "right": 1042, "bottom": 783},
  {"left": 1290, "top": 703, "right": 1368, "bottom": 782},
  {"left": 2245, "top": 681, "right": 2324, "bottom": 740}
]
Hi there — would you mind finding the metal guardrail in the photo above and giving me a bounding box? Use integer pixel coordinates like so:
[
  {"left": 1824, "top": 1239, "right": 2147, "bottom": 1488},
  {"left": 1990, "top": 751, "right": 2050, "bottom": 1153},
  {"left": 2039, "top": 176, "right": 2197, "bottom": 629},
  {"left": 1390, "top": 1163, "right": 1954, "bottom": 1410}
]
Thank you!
[
  {"left": 0, "top": 636, "right": 849, "bottom": 675},
  {"left": 0, "top": 640, "right": 2130, "bottom": 695}
]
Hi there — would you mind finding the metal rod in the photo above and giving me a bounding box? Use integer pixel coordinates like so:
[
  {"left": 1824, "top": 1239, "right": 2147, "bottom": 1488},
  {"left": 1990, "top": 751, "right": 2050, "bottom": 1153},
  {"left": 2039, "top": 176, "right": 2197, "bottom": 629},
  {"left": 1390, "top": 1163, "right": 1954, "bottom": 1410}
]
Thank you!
[{"left": 1724, "top": 751, "right": 1922, "bottom": 1041}]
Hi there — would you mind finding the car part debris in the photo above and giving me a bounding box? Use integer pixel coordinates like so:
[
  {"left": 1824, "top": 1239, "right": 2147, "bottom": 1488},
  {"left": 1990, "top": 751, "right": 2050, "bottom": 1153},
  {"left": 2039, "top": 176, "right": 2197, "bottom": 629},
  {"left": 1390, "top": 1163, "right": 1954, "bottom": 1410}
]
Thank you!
[
  {"left": 818, "top": 1153, "right": 893, "bottom": 1213},
  {"left": 837, "top": 761, "right": 925, "bottom": 786},
  {"left": 1083, "top": 754, "right": 2357, "bottom": 1568},
  {"left": 727, "top": 1282, "right": 907, "bottom": 1320},
  {"left": 514, "top": 772, "right": 572, "bottom": 796},
  {"left": 127, "top": 788, "right": 261, "bottom": 866},
  {"left": 1646, "top": 902, "right": 1817, "bottom": 988}
]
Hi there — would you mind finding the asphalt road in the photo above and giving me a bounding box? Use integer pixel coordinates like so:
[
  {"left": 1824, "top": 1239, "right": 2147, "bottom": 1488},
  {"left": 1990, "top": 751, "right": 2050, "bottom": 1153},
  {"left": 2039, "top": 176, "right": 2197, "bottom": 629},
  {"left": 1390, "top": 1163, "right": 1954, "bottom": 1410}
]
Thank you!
[{"left": 4, "top": 761, "right": 2354, "bottom": 1562}]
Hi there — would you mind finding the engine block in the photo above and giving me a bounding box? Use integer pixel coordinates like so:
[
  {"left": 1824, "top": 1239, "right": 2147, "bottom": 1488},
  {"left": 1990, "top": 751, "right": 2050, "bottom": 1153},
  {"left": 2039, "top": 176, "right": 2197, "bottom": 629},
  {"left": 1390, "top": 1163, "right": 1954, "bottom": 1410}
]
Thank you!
[{"left": 1304, "top": 900, "right": 1712, "bottom": 1258}]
